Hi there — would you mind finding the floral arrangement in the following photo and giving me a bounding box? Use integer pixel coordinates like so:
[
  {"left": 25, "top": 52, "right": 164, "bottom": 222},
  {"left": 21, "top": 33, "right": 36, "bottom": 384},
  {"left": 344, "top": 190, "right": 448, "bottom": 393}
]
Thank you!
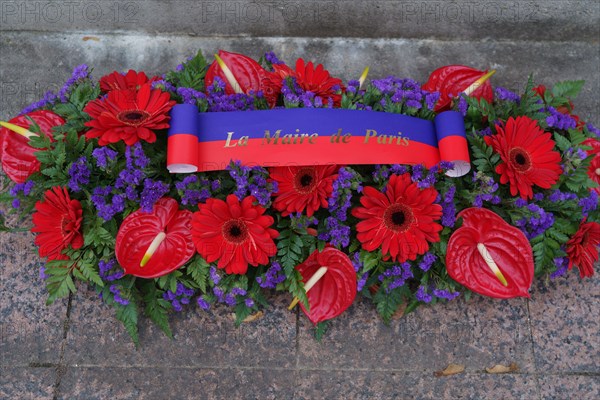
[{"left": 1, "top": 50, "right": 598, "bottom": 344}]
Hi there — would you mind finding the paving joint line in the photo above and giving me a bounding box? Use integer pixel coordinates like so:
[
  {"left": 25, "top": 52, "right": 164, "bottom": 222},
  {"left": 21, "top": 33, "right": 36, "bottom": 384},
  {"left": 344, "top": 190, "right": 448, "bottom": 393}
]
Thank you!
[
  {"left": 526, "top": 298, "right": 543, "bottom": 400},
  {"left": 51, "top": 292, "right": 73, "bottom": 400},
  {"left": 0, "top": 30, "right": 599, "bottom": 45}
]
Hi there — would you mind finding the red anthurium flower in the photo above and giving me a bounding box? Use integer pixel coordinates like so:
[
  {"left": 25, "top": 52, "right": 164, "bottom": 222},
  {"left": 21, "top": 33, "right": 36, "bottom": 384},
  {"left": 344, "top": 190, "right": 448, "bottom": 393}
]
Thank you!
[
  {"left": 115, "top": 197, "right": 195, "bottom": 278},
  {"left": 0, "top": 110, "right": 64, "bottom": 183},
  {"left": 352, "top": 173, "right": 443, "bottom": 263},
  {"left": 446, "top": 208, "right": 534, "bottom": 299},
  {"left": 99, "top": 69, "right": 159, "bottom": 92},
  {"left": 485, "top": 116, "right": 562, "bottom": 200},
  {"left": 31, "top": 187, "right": 83, "bottom": 261},
  {"left": 191, "top": 195, "right": 279, "bottom": 275},
  {"left": 270, "top": 165, "right": 339, "bottom": 217},
  {"left": 422, "top": 65, "right": 494, "bottom": 112},
  {"left": 566, "top": 220, "right": 600, "bottom": 278},
  {"left": 205, "top": 50, "right": 279, "bottom": 108},
  {"left": 295, "top": 247, "right": 357, "bottom": 325},
  {"left": 582, "top": 138, "right": 600, "bottom": 194},
  {"left": 284, "top": 59, "right": 344, "bottom": 106},
  {"left": 83, "top": 84, "right": 175, "bottom": 146}
]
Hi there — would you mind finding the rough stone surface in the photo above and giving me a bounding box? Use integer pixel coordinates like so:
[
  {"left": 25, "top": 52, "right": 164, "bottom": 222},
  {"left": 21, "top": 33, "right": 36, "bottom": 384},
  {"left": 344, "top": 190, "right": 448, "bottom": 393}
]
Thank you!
[
  {"left": 0, "top": 1, "right": 598, "bottom": 42},
  {"left": 1, "top": 0, "right": 599, "bottom": 398},
  {"left": 0, "top": 367, "right": 56, "bottom": 400},
  {"left": 0, "top": 33, "right": 599, "bottom": 124}
]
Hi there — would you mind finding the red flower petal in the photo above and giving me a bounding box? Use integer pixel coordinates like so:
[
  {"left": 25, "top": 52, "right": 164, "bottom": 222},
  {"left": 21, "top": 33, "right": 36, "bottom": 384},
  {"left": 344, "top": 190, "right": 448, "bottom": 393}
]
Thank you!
[
  {"left": 566, "top": 220, "right": 600, "bottom": 278},
  {"left": 31, "top": 187, "right": 83, "bottom": 260},
  {"left": 296, "top": 248, "right": 357, "bottom": 324},
  {"left": 446, "top": 208, "right": 534, "bottom": 299},
  {"left": 115, "top": 197, "right": 195, "bottom": 278},
  {"left": 0, "top": 111, "right": 64, "bottom": 183},
  {"left": 352, "top": 173, "right": 442, "bottom": 263},
  {"left": 191, "top": 194, "right": 278, "bottom": 275},
  {"left": 422, "top": 65, "right": 494, "bottom": 112}
]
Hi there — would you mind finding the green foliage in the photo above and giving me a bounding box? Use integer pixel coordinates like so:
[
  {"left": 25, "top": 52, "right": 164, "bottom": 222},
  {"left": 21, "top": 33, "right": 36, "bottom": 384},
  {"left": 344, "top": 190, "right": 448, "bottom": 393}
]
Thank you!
[
  {"left": 187, "top": 255, "right": 210, "bottom": 292},
  {"left": 314, "top": 321, "right": 329, "bottom": 341},
  {"left": 115, "top": 301, "right": 140, "bottom": 346},
  {"left": 164, "top": 50, "right": 208, "bottom": 92},
  {"left": 140, "top": 281, "right": 173, "bottom": 339},
  {"left": 374, "top": 286, "right": 403, "bottom": 324}
]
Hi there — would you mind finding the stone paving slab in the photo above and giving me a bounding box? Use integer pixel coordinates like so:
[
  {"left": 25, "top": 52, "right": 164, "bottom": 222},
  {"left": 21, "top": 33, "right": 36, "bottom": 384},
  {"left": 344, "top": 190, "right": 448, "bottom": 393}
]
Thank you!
[
  {"left": 0, "top": 0, "right": 597, "bottom": 42},
  {"left": 63, "top": 285, "right": 297, "bottom": 368},
  {"left": 1, "top": 33, "right": 599, "bottom": 124},
  {"left": 0, "top": 367, "right": 56, "bottom": 400},
  {"left": 297, "top": 296, "right": 535, "bottom": 372},
  {"left": 0, "top": 228, "right": 67, "bottom": 366},
  {"left": 55, "top": 367, "right": 543, "bottom": 400},
  {"left": 528, "top": 273, "right": 600, "bottom": 373},
  {"left": 537, "top": 374, "right": 600, "bottom": 400}
]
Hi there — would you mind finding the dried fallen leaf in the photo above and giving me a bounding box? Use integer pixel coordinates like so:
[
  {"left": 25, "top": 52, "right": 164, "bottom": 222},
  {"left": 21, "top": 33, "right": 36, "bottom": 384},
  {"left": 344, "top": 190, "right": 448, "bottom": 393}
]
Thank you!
[
  {"left": 485, "top": 363, "right": 519, "bottom": 374},
  {"left": 230, "top": 311, "right": 264, "bottom": 323},
  {"left": 83, "top": 36, "right": 100, "bottom": 42},
  {"left": 391, "top": 302, "right": 408, "bottom": 320},
  {"left": 434, "top": 363, "right": 465, "bottom": 377}
]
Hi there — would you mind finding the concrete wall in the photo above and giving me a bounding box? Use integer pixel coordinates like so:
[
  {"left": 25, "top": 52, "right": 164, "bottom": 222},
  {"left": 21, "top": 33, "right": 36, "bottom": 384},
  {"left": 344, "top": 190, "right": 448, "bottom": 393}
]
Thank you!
[{"left": 1, "top": 1, "right": 599, "bottom": 123}]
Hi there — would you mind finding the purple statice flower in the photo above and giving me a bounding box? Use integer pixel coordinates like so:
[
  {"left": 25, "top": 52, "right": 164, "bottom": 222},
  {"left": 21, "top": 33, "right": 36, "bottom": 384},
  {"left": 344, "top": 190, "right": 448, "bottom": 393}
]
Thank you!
[
  {"left": 545, "top": 106, "right": 577, "bottom": 130},
  {"left": 547, "top": 190, "right": 578, "bottom": 203},
  {"left": 319, "top": 167, "right": 359, "bottom": 247},
  {"left": 20, "top": 90, "right": 58, "bottom": 114},
  {"left": 11, "top": 198, "right": 20, "bottom": 209},
  {"left": 256, "top": 262, "right": 286, "bottom": 289},
  {"left": 92, "top": 147, "right": 118, "bottom": 169},
  {"left": 265, "top": 51, "right": 284, "bottom": 65},
  {"left": 412, "top": 165, "right": 439, "bottom": 189},
  {"left": 197, "top": 296, "right": 211, "bottom": 310},
  {"left": 290, "top": 213, "right": 318, "bottom": 230},
  {"left": 109, "top": 285, "right": 129, "bottom": 306},
  {"left": 9, "top": 180, "right": 35, "bottom": 197},
  {"left": 432, "top": 288, "right": 461, "bottom": 300},
  {"left": 245, "top": 298, "right": 255, "bottom": 308},
  {"left": 416, "top": 286, "right": 432, "bottom": 303},
  {"left": 471, "top": 172, "right": 500, "bottom": 208},
  {"left": 224, "top": 294, "right": 237, "bottom": 306},
  {"left": 99, "top": 259, "right": 124, "bottom": 282},
  {"left": 163, "top": 282, "right": 195, "bottom": 312},
  {"left": 372, "top": 165, "right": 390, "bottom": 183},
  {"left": 227, "top": 161, "right": 276, "bottom": 206},
  {"left": 418, "top": 252, "right": 437, "bottom": 272},
  {"left": 378, "top": 262, "right": 413, "bottom": 293},
  {"left": 357, "top": 272, "right": 369, "bottom": 292},
  {"left": 425, "top": 92, "right": 440, "bottom": 111},
  {"left": 346, "top": 79, "right": 360, "bottom": 94},
  {"left": 495, "top": 87, "right": 521, "bottom": 104},
  {"left": 177, "top": 87, "right": 206, "bottom": 105},
  {"left": 439, "top": 186, "right": 457, "bottom": 228},
  {"left": 39, "top": 266, "right": 49, "bottom": 280},
  {"left": 91, "top": 186, "right": 126, "bottom": 221},
  {"left": 587, "top": 123, "right": 600, "bottom": 137},
  {"left": 209, "top": 266, "right": 221, "bottom": 285},
  {"left": 151, "top": 79, "right": 177, "bottom": 92},
  {"left": 174, "top": 175, "right": 215, "bottom": 206},
  {"left": 411, "top": 164, "right": 423, "bottom": 181},
  {"left": 139, "top": 179, "right": 170, "bottom": 213},
  {"left": 515, "top": 203, "right": 555, "bottom": 239},
  {"left": 476, "top": 127, "right": 493, "bottom": 136},
  {"left": 57, "top": 64, "right": 91, "bottom": 102},
  {"left": 207, "top": 77, "right": 261, "bottom": 111},
  {"left": 457, "top": 96, "right": 468, "bottom": 116},
  {"left": 68, "top": 156, "right": 90, "bottom": 192},
  {"left": 579, "top": 191, "right": 598, "bottom": 216},
  {"left": 514, "top": 198, "right": 528, "bottom": 208},
  {"left": 550, "top": 257, "right": 569, "bottom": 279},
  {"left": 132, "top": 142, "right": 150, "bottom": 168}
]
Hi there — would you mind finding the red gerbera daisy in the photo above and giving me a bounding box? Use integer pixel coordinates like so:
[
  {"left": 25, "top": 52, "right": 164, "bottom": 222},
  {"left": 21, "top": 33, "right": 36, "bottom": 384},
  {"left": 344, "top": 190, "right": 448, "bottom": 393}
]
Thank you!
[
  {"left": 191, "top": 195, "right": 279, "bottom": 275},
  {"left": 273, "top": 59, "right": 344, "bottom": 106},
  {"left": 270, "top": 165, "right": 339, "bottom": 217},
  {"left": 352, "top": 173, "right": 443, "bottom": 263},
  {"left": 84, "top": 84, "right": 175, "bottom": 146},
  {"left": 582, "top": 138, "right": 600, "bottom": 194},
  {"left": 566, "top": 220, "right": 600, "bottom": 278},
  {"left": 31, "top": 187, "right": 83, "bottom": 261},
  {"left": 99, "top": 69, "right": 159, "bottom": 92},
  {"left": 485, "top": 116, "right": 562, "bottom": 199}
]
